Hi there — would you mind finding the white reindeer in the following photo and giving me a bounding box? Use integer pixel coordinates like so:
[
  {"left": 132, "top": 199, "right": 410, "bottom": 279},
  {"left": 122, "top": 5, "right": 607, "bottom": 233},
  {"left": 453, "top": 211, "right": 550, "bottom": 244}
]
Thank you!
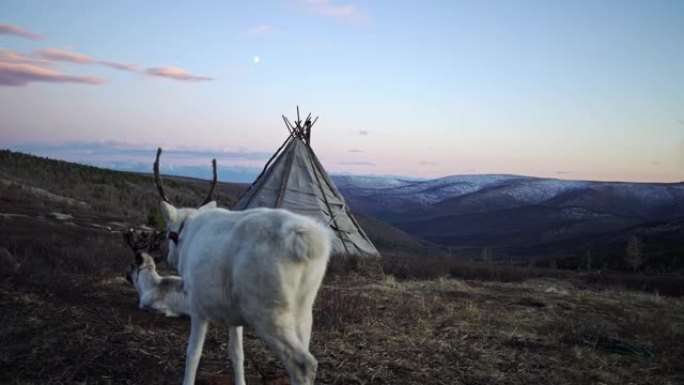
[
  {"left": 126, "top": 252, "right": 189, "bottom": 317},
  {"left": 124, "top": 229, "right": 189, "bottom": 317},
  {"left": 154, "top": 148, "right": 332, "bottom": 385}
]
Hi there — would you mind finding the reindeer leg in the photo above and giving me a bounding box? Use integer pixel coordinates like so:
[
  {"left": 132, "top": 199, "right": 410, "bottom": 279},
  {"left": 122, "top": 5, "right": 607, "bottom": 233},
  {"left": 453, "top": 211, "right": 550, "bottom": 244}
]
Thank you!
[
  {"left": 254, "top": 316, "right": 317, "bottom": 385},
  {"left": 228, "top": 326, "right": 246, "bottom": 385},
  {"left": 183, "top": 315, "right": 209, "bottom": 385},
  {"left": 296, "top": 309, "right": 313, "bottom": 349}
]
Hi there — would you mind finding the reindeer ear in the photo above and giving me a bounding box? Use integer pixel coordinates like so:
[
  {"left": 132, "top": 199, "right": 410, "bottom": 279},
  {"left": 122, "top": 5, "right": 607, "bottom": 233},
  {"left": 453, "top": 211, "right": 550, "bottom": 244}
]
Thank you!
[
  {"left": 199, "top": 201, "right": 217, "bottom": 211},
  {"left": 160, "top": 201, "right": 177, "bottom": 225}
]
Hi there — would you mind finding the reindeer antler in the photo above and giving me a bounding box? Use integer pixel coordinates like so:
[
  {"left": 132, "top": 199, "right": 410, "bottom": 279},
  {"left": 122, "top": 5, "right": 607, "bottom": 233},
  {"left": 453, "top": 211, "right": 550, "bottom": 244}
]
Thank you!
[
  {"left": 124, "top": 228, "right": 149, "bottom": 252},
  {"left": 124, "top": 228, "right": 164, "bottom": 253},
  {"left": 200, "top": 158, "right": 218, "bottom": 206},
  {"left": 154, "top": 148, "right": 217, "bottom": 206},
  {"left": 154, "top": 147, "right": 172, "bottom": 204}
]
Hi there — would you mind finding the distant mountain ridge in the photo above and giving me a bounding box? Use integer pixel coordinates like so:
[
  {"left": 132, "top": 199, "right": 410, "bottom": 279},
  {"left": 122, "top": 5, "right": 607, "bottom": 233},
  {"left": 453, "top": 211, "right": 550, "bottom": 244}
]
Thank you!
[
  {"left": 332, "top": 174, "right": 684, "bottom": 264},
  {"left": 333, "top": 174, "right": 684, "bottom": 214},
  {"left": 2, "top": 147, "right": 681, "bottom": 266}
]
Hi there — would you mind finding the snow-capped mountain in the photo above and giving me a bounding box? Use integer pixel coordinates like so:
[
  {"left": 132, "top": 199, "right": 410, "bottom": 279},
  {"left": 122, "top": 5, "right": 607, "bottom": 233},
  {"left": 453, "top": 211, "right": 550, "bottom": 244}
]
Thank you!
[
  {"left": 331, "top": 174, "right": 684, "bottom": 262},
  {"left": 331, "top": 174, "right": 519, "bottom": 211}
]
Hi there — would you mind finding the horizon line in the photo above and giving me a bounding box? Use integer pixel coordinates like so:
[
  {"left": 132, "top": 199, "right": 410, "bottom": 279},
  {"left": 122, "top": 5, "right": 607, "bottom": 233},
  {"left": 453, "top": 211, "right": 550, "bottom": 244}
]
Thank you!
[{"left": 2, "top": 147, "right": 682, "bottom": 186}]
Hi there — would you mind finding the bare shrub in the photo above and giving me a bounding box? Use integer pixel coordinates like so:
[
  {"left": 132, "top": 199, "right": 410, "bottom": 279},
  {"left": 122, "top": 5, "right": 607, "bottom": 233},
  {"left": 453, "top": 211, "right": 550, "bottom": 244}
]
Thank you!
[
  {"left": 325, "top": 253, "right": 383, "bottom": 279},
  {"left": 582, "top": 271, "right": 684, "bottom": 297},
  {"left": 382, "top": 253, "right": 571, "bottom": 283},
  {"left": 314, "top": 288, "right": 374, "bottom": 330}
]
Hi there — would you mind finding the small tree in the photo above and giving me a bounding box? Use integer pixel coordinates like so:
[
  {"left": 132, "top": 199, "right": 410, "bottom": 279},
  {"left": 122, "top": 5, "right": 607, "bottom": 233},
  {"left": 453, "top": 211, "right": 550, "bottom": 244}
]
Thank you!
[
  {"left": 585, "top": 249, "right": 592, "bottom": 271},
  {"left": 625, "top": 235, "right": 645, "bottom": 273},
  {"left": 480, "top": 247, "right": 493, "bottom": 262},
  {"left": 147, "top": 205, "right": 165, "bottom": 231}
]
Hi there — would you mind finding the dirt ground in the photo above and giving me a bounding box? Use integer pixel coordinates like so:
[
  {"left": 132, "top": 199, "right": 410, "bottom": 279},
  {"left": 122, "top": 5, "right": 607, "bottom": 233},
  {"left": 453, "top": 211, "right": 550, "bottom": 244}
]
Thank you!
[
  {"left": 1, "top": 172, "right": 683, "bottom": 385},
  {"left": 2, "top": 263, "right": 683, "bottom": 385}
]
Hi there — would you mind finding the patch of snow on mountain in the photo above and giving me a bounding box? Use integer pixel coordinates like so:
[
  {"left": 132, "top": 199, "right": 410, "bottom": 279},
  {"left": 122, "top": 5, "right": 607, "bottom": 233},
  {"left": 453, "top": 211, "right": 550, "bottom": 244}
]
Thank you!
[
  {"left": 500, "top": 179, "right": 590, "bottom": 204},
  {"left": 601, "top": 183, "right": 684, "bottom": 203},
  {"left": 382, "top": 174, "right": 525, "bottom": 205},
  {"left": 333, "top": 174, "right": 684, "bottom": 212},
  {"left": 332, "top": 175, "right": 420, "bottom": 190},
  {"left": 335, "top": 174, "right": 567, "bottom": 207}
]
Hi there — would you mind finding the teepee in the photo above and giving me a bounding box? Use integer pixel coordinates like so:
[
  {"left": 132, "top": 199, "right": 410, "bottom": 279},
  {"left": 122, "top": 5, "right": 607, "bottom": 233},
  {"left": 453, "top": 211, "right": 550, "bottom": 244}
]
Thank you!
[{"left": 232, "top": 108, "right": 379, "bottom": 257}]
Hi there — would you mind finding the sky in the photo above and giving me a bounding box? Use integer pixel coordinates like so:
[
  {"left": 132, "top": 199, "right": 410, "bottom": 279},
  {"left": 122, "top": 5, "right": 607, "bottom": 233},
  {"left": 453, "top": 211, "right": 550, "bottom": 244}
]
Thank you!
[{"left": 1, "top": 0, "right": 683, "bottom": 183}]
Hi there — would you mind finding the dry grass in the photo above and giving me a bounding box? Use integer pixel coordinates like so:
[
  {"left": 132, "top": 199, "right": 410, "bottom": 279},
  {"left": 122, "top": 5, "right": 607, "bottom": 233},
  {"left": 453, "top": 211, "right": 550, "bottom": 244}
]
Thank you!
[
  {"left": 3, "top": 244, "right": 684, "bottom": 384},
  {"left": 2, "top": 203, "right": 683, "bottom": 385},
  {"left": 311, "top": 276, "right": 684, "bottom": 385},
  {"left": 382, "top": 252, "right": 684, "bottom": 297}
]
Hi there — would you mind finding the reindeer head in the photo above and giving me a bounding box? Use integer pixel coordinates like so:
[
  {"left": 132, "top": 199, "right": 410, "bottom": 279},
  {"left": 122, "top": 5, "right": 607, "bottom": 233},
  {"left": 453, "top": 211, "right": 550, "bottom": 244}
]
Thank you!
[
  {"left": 154, "top": 147, "right": 218, "bottom": 267},
  {"left": 125, "top": 252, "right": 159, "bottom": 289},
  {"left": 124, "top": 228, "right": 164, "bottom": 284}
]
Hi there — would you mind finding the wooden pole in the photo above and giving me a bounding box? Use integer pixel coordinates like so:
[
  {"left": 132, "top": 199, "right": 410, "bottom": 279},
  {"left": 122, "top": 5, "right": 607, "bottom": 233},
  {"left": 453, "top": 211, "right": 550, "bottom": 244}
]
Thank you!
[{"left": 282, "top": 115, "right": 293, "bottom": 134}]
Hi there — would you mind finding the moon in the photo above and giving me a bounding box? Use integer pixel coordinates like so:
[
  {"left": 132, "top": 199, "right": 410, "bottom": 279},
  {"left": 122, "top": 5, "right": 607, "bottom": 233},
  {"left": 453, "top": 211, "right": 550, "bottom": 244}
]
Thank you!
[{"left": 253, "top": 55, "right": 261, "bottom": 64}]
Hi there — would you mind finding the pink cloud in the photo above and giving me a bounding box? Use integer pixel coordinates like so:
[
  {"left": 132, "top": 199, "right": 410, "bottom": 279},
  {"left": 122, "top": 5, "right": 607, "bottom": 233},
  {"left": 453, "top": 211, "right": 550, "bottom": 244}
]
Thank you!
[
  {"left": 300, "top": 0, "right": 367, "bottom": 22},
  {"left": 0, "top": 48, "right": 53, "bottom": 66},
  {"left": 35, "top": 48, "right": 140, "bottom": 72},
  {"left": 0, "top": 23, "right": 43, "bottom": 40},
  {"left": 37, "top": 48, "right": 210, "bottom": 82},
  {"left": 99, "top": 60, "right": 140, "bottom": 72},
  {"left": 35, "top": 48, "right": 93, "bottom": 64},
  {"left": 145, "top": 67, "right": 214, "bottom": 82},
  {"left": 2, "top": 48, "right": 211, "bottom": 85},
  {"left": 246, "top": 24, "right": 274, "bottom": 36},
  {"left": 0, "top": 62, "right": 104, "bottom": 86}
]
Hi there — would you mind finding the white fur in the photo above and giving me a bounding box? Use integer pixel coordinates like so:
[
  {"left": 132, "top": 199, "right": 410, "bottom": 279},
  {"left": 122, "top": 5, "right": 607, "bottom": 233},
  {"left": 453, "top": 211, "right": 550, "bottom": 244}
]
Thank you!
[
  {"left": 160, "top": 201, "right": 332, "bottom": 385},
  {"left": 127, "top": 253, "right": 189, "bottom": 317}
]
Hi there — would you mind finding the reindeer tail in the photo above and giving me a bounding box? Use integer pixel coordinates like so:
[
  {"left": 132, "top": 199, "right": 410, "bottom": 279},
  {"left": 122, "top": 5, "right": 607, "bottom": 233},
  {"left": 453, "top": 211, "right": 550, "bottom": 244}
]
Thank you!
[{"left": 284, "top": 218, "right": 333, "bottom": 262}]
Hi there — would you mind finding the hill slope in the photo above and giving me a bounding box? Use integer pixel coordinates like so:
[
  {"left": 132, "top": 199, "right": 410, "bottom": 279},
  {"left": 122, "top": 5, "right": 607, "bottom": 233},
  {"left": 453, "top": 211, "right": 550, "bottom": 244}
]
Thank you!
[
  {"left": 0, "top": 150, "right": 429, "bottom": 255},
  {"left": 333, "top": 175, "right": 684, "bottom": 268}
]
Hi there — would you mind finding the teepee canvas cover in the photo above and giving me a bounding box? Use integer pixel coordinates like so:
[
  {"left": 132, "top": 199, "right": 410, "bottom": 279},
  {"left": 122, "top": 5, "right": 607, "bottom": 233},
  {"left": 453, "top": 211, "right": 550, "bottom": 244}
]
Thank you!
[{"left": 232, "top": 110, "right": 379, "bottom": 257}]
